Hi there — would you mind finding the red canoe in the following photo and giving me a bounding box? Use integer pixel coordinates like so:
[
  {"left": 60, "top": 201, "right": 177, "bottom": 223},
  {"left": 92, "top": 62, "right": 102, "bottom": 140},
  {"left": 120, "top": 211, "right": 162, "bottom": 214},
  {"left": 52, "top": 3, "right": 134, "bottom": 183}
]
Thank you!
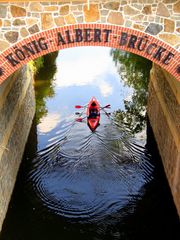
[{"left": 87, "top": 97, "right": 100, "bottom": 131}]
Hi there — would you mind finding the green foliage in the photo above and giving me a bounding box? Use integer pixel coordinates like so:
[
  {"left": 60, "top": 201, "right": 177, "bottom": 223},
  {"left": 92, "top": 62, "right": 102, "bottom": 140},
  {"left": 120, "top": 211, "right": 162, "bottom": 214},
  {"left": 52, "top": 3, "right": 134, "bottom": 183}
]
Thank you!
[
  {"left": 111, "top": 49, "right": 152, "bottom": 134},
  {"left": 28, "top": 56, "right": 44, "bottom": 75},
  {"left": 34, "top": 51, "right": 58, "bottom": 81},
  {"left": 32, "top": 51, "right": 59, "bottom": 124}
]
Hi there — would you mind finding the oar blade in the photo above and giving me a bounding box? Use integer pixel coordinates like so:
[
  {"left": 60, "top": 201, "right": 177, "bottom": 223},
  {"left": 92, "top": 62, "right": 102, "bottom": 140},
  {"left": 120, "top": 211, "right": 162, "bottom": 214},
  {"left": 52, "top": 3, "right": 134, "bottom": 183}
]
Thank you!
[
  {"left": 76, "top": 116, "right": 87, "bottom": 122},
  {"left": 100, "top": 104, "right": 111, "bottom": 110},
  {"left": 104, "top": 104, "right": 111, "bottom": 108},
  {"left": 76, "top": 118, "right": 84, "bottom": 122},
  {"left": 75, "top": 105, "right": 83, "bottom": 109},
  {"left": 76, "top": 118, "right": 82, "bottom": 122}
]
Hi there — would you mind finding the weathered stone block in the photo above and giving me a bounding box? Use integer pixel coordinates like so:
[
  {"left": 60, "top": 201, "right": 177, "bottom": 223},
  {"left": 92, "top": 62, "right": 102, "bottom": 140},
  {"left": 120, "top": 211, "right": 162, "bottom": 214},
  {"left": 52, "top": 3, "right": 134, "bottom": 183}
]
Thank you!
[
  {"left": 104, "top": 2, "right": 119, "bottom": 10},
  {"left": 133, "top": 24, "right": 145, "bottom": 31},
  {"left": 20, "top": 27, "right": 29, "bottom": 38},
  {"left": 84, "top": 4, "right": 100, "bottom": 22},
  {"left": 145, "top": 23, "right": 163, "bottom": 35},
  {"left": 60, "top": 5, "right": 69, "bottom": 15},
  {"left": 54, "top": 16, "right": 65, "bottom": 26},
  {"left": 10, "top": 5, "right": 26, "bottom": 17},
  {"left": 142, "top": 5, "right": 152, "bottom": 15},
  {"left": 3, "top": 20, "right": 11, "bottom": 27},
  {"left": 13, "top": 19, "right": 26, "bottom": 26},
  {"left": 26, "top": 18, "right": 38, "bottom": 27},
  {"left": 28, "top": 24, "right": 40, "bottom": 34},
  {"left": 0, "top": 6, "right": 7, "bottom": 18},
  {"left": 65, "top": 14, "right": 76, "bottom": 24},
  {"left": 131, "top": 14, "right": 144, "bottom": 21},
  {"left": 44, "top": 6, "right": 58, "bottom": 12},
  {"left": 29, "top": 2, "right": 43, "bottom": 12},
  {"left": 4, "top": 31, "right": 19, "bottom": 44},
  {"left": 164, "top": 19, "right": 175, "bottom": 32},
  {"left": 0, "top": 40, "right": 9, "bottom": 52},
  {"left": 159, "top": 33, "right": 180, "bottom": 46},
  {"left": 156, "top": 3, "right": 170, "bottom": 17},
  {"left": 132, "top": 3, "right": 143, "bottom": 10},
  {"left": 124, "top": 5, "right": 140, "bottom": 15},
  {"left": 41, "top": 13, "right": 55, "bottom": 30},
  {"left": 107, "top": 11, "right": 124, "bottom": 25},
  {"left": 101, "top": 10, "right": 109, "bottom": 16},
  {"left": 173, "top": 1, "right": 180, "bottom": 13},
  {"left": 76, "top": 16, "right": 84, "bottom": 23}
]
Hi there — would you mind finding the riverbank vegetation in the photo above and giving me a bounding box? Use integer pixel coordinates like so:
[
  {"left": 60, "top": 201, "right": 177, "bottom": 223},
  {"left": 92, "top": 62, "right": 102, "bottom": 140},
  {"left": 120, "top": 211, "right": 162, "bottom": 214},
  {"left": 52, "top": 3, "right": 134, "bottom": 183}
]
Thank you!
[
  {"left": 28, "top": 57, "right": 44, "bottom": 77},
  {"left": 28, "top": 51, "right": 58, "bottom": 80}
]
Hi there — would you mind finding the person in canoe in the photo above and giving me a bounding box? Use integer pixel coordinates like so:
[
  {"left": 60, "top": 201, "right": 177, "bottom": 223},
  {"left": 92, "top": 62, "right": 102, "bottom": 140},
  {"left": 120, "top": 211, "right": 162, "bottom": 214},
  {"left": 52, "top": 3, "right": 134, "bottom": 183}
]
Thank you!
[
  {"left": 88, "top": 102, "right": 100, "bottom": 119},
  {"left": 86, "top": 98, "right": 101, "bottom": 131},
  {"left": 75, "top": 97, "right": 110, "bottom": 132}
]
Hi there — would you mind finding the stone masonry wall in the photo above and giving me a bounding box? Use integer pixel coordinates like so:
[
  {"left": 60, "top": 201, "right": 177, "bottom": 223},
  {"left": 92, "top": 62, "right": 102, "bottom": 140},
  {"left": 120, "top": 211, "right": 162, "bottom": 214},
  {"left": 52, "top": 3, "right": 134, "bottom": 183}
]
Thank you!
[
  {"left": 148, "top": 63, "right": 180, "bottom": 217},
  {"left": 0, "top": 0, "right": 179, "bottom": 52},
  {"left": 0, "top": 1, "right": 179, "bottom": 83},
  {"left": 0, "top": 65, "right": 35, "bottom": 232}
]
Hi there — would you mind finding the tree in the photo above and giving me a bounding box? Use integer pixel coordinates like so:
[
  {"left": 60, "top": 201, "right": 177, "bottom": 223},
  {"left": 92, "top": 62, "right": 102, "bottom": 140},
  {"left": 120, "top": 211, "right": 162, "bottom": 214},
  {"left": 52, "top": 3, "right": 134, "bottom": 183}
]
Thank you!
[{"left": 111, "top": 49, "right": 152, "bottom": 134}]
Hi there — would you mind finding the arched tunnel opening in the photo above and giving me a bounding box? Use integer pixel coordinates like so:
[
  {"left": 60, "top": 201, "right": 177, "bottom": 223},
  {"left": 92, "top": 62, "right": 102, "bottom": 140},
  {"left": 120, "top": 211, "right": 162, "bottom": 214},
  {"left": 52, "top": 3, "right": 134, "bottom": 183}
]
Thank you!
[{"left": 0, "top": 46, "right": 180, "bottom": 240}]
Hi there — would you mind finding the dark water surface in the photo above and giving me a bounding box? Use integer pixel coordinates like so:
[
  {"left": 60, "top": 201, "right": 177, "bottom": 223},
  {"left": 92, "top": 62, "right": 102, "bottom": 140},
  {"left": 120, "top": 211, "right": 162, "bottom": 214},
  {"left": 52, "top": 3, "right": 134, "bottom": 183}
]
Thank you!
[{"left": 1, "top": 47, "right": 180, "bottom": 240}]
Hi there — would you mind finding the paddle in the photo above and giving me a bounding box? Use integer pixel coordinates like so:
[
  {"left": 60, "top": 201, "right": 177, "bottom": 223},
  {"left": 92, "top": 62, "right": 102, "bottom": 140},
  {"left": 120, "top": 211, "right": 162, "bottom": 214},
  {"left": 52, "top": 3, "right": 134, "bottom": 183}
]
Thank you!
[
  {"left": 75, "top": 103, "right": 111, "bottom": 122},
  {"left": 75, "top": 105, "right": 87, "bottom": 109},
  {"left": 75, "top": 104, "right": 110, "bottom": 109},
  {"left": 101, "top": 104, "right": 111, "bottom": 117},
  {"left": 100, "top": 104, "right": 111, "bottom": 109},
  {"left": 75, "top": 116, "right": 87, "bottom": 122}
]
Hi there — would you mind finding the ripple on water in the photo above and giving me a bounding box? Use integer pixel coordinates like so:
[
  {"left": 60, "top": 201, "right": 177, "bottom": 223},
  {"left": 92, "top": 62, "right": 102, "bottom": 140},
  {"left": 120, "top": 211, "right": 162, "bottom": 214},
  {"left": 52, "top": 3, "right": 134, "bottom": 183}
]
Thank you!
[{"left": 26, "top": 117, "right": 154, "bottom": 223}]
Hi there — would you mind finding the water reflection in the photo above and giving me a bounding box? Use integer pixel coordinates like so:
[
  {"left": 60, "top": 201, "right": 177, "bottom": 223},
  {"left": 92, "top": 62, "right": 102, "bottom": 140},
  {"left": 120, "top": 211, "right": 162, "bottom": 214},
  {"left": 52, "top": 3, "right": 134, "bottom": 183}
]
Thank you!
[
  {"left": 34, "top": 52, "right": 58, "bottom": 125},
  {"left": 35, "top": 47, "right": 134, "bottom": 150},
  {"left": 1, "top": 47, "right": 180, "bottom": 240},
  {"left": 111, "top": 49, "right": 152, "bottom": 135},
  {"left": 26, "top": 112, "right": 154, "bottom": 222}
]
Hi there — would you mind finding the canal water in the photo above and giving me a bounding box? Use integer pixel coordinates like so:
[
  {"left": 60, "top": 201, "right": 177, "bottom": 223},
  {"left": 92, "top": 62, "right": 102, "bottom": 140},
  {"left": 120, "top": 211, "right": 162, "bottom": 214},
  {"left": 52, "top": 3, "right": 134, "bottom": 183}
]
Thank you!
[{"left": 1, "top": 47, "right": 180, "bottom": 240}]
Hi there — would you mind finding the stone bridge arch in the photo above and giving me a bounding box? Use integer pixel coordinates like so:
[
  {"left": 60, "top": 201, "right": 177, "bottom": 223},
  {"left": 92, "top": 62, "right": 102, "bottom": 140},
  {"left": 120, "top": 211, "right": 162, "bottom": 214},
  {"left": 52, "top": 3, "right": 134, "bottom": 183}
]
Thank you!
[
  {"left": 0, "top": 1, "right": 180, "bottom": 231},
  {"left": 0, "top": 0, "right": 179, "bottom": 83}
]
